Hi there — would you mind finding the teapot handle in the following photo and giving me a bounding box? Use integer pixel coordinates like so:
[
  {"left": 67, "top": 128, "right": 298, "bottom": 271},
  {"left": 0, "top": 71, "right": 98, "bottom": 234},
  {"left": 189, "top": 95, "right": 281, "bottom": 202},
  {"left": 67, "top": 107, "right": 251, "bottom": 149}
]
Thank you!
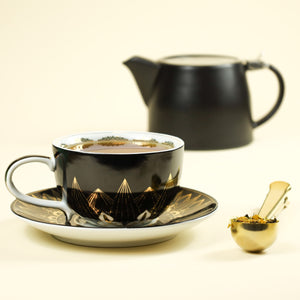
[{"left": 245, "top": 61, "right": 285, "bottom": 128}]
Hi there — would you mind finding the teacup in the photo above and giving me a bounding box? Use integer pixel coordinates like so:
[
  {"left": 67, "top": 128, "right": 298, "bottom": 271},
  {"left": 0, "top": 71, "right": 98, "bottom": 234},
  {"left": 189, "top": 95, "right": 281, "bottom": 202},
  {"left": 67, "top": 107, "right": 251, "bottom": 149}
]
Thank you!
[{"left": 5, "top": 131, "right": 184, "bottom": 226}]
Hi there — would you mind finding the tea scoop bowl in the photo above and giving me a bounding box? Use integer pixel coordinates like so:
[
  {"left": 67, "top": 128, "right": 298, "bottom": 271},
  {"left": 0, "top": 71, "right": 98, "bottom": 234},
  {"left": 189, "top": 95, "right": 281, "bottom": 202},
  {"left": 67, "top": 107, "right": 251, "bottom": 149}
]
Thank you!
[
  {"left": 230, "top": 219, "right": 279, "bottom": 253},
  {"left": 230, "top": 181, "right": 291, "bottom": 253}
]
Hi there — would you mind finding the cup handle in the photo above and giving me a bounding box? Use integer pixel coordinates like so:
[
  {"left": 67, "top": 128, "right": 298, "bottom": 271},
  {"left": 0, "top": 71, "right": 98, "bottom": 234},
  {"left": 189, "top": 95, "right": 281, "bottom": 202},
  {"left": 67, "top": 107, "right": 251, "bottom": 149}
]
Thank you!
[
  {"left": 5, "top": 155, "right": 73, "bottom": 218},
  {"left": 245, "top": 60, "right": 285, "bottom": 128}
]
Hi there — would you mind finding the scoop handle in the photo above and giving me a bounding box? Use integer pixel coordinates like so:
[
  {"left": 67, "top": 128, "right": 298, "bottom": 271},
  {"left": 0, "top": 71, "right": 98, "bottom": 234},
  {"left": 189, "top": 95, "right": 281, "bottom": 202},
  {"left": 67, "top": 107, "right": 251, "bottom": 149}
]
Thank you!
[{"left": 258, "top": 181, "right": 291, "bottom": 219}]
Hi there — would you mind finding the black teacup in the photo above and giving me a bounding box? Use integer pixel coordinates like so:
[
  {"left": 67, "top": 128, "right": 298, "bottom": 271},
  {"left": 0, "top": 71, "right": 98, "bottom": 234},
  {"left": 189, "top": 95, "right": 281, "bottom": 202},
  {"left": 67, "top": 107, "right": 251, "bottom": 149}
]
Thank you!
[{"left": 5, "top": 132, "right": 184, "bottom": 226}]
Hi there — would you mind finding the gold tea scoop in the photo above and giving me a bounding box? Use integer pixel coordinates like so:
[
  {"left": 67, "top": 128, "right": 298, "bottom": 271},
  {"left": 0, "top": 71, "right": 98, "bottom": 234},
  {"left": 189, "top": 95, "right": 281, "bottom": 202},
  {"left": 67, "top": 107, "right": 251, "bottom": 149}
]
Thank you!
[{"left": 230, "top": 181, "right": 291, "bottom": 253}]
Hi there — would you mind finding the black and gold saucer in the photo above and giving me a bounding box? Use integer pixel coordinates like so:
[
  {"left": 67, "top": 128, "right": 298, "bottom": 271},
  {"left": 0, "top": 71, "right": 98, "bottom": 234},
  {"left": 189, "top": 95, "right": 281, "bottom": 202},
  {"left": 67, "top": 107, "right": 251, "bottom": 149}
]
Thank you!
[{"left": 11, "top": 187, "right": 218, "bottom": 247}]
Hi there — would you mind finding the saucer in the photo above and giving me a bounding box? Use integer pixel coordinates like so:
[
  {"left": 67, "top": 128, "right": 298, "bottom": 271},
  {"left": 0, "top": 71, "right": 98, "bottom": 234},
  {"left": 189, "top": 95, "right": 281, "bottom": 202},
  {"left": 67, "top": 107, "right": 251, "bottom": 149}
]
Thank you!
[{"left": 11, "top": 187, "right": 218, "bottom": 247}]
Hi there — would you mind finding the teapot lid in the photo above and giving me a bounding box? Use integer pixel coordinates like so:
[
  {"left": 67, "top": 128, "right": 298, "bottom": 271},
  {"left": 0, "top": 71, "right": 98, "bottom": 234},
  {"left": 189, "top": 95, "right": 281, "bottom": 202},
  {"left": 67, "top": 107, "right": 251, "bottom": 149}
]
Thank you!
[{"left": 160, "top": 54, "right": 240, "bottom": 67}]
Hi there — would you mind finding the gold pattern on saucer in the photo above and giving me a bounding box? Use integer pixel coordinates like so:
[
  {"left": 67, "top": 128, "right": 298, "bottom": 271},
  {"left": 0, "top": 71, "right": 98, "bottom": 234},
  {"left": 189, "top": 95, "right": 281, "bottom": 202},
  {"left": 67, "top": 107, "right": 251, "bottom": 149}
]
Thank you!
[
  {"left": 157, "top": 190, "right": 207, "bottom": 224},
  {"left": 12, "top": 188, "right": 66, "bottom": 225},
  {"left": 11, "top": 186, "right": 217, "bottom": 228}
]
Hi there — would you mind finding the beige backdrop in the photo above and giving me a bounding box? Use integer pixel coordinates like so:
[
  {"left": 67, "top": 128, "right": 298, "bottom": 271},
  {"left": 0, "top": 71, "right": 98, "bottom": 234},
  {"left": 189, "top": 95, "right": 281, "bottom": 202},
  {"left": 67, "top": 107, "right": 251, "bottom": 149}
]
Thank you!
[{"left": 1, "top": 0, "right": 299, "bottom": 145}]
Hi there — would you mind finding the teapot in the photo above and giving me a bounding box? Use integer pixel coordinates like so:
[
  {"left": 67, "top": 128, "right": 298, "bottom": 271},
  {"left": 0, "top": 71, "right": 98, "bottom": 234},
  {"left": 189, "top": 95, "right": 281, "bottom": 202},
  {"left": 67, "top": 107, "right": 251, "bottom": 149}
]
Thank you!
[{"left": 124, "top": 54, "right": 284, "bottom": 150}]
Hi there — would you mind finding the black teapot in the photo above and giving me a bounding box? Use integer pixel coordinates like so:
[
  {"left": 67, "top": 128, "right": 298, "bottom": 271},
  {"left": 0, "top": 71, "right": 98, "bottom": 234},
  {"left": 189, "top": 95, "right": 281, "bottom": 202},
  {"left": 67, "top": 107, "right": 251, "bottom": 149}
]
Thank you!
[{"left": 124, "top": 54, "right": 284, "bottom": 150}]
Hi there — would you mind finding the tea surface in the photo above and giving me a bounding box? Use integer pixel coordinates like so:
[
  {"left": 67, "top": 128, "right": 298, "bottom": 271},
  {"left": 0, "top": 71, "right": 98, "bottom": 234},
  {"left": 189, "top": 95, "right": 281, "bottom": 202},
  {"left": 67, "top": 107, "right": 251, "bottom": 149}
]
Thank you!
[{"left": 68, "top": 139, "right": 172, "bottom": 153}]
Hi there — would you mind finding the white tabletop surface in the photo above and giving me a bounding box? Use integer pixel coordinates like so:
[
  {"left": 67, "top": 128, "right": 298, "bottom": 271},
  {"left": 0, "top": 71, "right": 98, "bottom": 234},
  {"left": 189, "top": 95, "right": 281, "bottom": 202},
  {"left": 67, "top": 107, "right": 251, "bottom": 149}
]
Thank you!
[{"left": 1, "top": 1, "right": 300, "bottom": 299}]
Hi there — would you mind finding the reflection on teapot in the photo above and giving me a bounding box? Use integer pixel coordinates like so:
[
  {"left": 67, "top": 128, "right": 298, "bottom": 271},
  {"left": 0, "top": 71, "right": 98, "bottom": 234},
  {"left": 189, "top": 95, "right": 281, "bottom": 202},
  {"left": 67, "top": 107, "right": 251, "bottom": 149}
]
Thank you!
[{"left": 124, "top": 54, "right": 284, "bottom": 150}]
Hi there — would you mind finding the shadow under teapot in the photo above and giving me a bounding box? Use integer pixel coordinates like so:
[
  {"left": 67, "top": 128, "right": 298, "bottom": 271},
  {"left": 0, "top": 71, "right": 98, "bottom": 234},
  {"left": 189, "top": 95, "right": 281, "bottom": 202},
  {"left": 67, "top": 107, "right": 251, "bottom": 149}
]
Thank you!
[{"left": 124, "top": 54, "right": 284, "bottom": 150}]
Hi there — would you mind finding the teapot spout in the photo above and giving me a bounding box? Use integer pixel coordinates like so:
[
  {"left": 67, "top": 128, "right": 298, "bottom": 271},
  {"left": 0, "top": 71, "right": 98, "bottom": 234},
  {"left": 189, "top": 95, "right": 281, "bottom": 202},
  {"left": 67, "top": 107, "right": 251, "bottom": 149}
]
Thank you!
[{"left": 123, "top": 56, "right": 160, "bottom": 106}]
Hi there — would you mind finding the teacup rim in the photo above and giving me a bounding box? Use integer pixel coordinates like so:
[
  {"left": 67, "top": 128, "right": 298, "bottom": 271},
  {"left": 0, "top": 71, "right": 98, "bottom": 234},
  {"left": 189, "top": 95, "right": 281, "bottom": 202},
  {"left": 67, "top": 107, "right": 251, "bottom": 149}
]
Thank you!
[{"left": 52, "top": 131, "right": 184, "bottom": 155}]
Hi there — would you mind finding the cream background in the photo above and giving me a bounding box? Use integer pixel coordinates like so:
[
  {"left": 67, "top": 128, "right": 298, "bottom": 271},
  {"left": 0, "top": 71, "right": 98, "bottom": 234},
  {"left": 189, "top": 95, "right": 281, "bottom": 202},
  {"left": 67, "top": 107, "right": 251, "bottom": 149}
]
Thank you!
[
  {"left": 1, "top": 0, "right": 299, "bottom": 143},
  {"left": 0, "top": 1, "right": 299, "bottom": 300}
]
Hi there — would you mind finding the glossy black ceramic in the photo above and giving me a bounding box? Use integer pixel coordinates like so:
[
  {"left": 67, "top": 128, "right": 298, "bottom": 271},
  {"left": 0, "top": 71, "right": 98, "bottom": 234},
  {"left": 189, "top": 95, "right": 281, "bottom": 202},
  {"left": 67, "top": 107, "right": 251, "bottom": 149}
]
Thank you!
[
  {"left": 124, "top": 54, "right": 285, "bottom": 150},
  {"left": 5, "top": 132, "right": 184, "bottom": 225},
  {"left": 53, "top": 132, "right": 183, "bottom": 222}
]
